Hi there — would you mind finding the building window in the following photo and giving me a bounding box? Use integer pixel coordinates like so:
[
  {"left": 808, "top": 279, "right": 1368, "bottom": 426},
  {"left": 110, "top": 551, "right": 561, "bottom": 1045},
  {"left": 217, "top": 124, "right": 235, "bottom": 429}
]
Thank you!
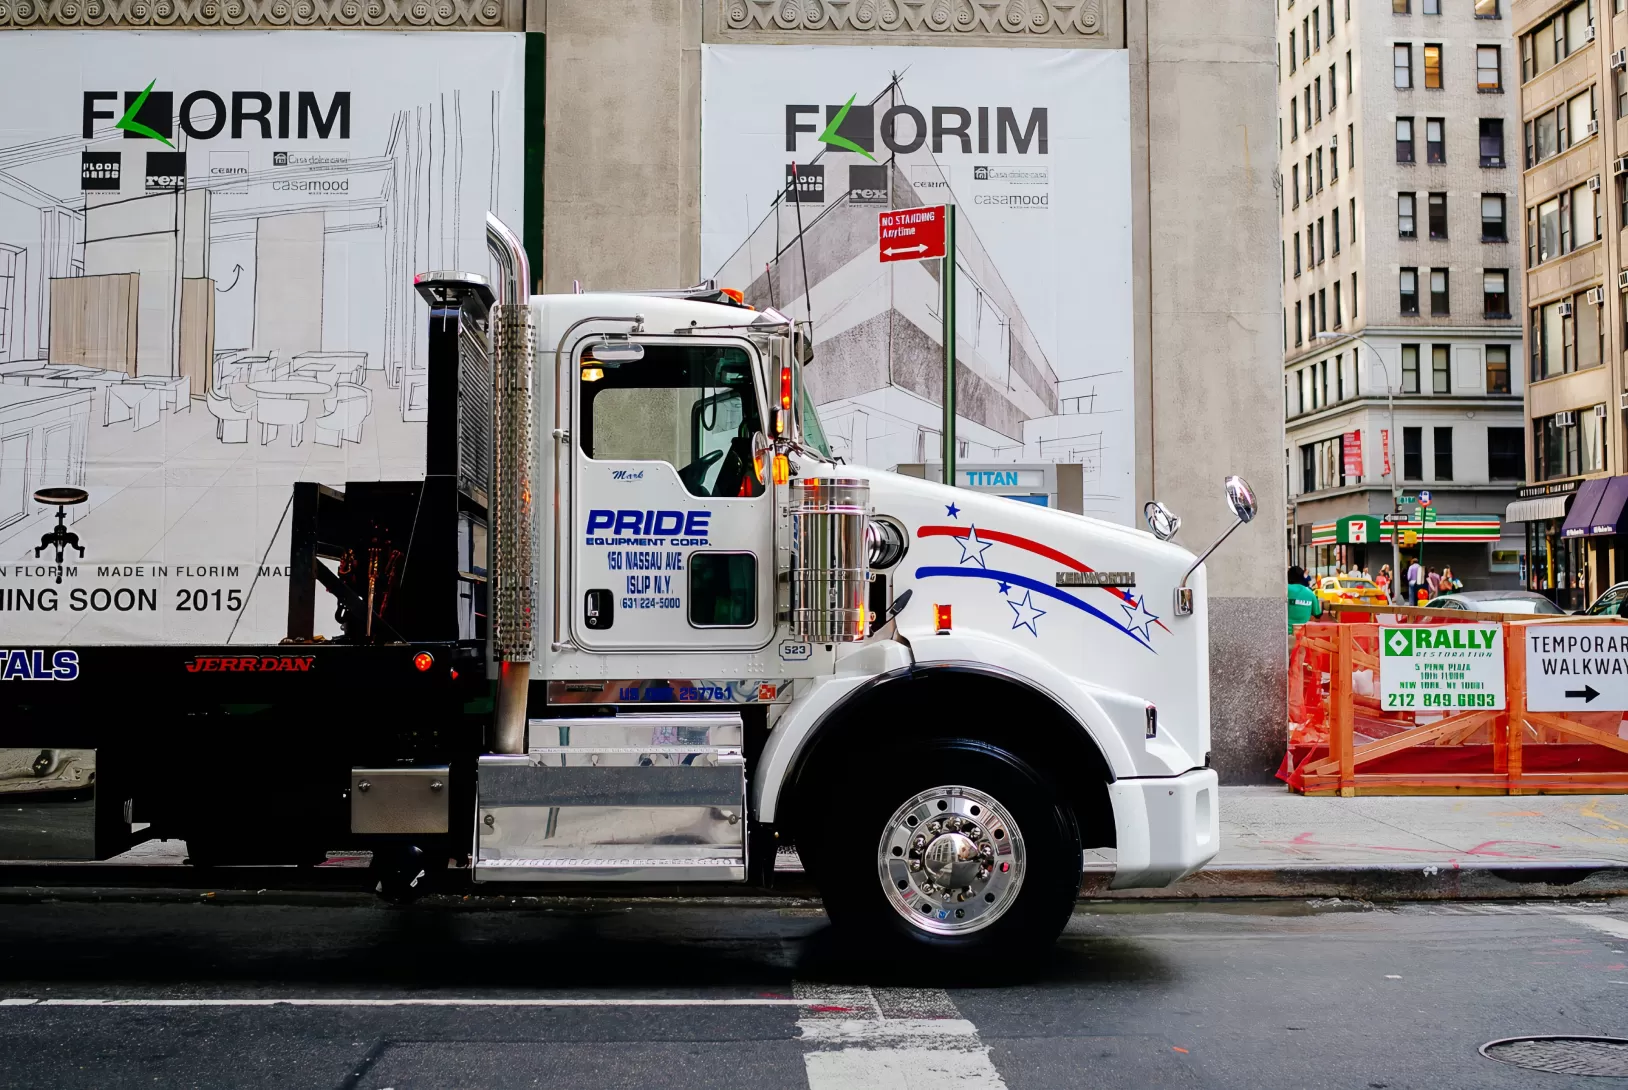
[
  {"left": 1423, "top": 0, "right": 1439, "bottom": 12},
  {"left": 1290, "top": 30, "right": 1297, "bottom": 74},
  {"left": 1481, "top": 194, "right": 1506, "bottom": 241},
  {"left": 1395, "top": 44, "right": 1413, "bottom": 89},
  {"left": 1483, "top": 270, "right": 1509, "bottom": 317},
  {"left": 1433, "top": 427, "right": 1454, "bottom": 480},
  {"left": 1306, "top": 153, "right": 1313, "bottom": 199},
  {"left": 1293, "top": 232, "right": 1302, "bottom": 276},
  {"left": 1570, "top": 86, "right": 1597, "bottom": 145},
  {"left": 1349, "top": 198, "right": 1356, "bottom": 244},
  {"left": 1396, "top": 117, "right": 1415, "bottom": 162},
  {"left": 1402, "top": 343, "right": 1421, "bottom": 392},
  {"left": 1532, "top": 292, "right": 1605, "bottom": 379},
  {"left": 1475, "top": 0, "right": 1499, "bottom": 15},
  {"left": 1432, "top": 345, "right": 1451, "bottom": 394},
  {"left": 1330, "top": 134, "right": 1339, "bottom": 180},
  {"left": 1401, "top": 268, "right": 1419, "bottom": 315},
  {"left": 1523, "top": 2, "right": 1595, "bottom": 83},
  {"left": 1334, "top": 280, "right": 1343, "bottom": 327},
  {"left": 1317, "top": 217, "right": 1326, "bottom": 261},
  {"left": 1303, "top": 16, "right": 1312, "bottom": 61},
  {"left": 1486, "top": 345, "right": 1511, "bottom": 394},
  {"left": 1348, "top": 123, "right": 1355, "bottom": 167},
  {"left": 1398, "top": 192, "right": 1417, "bottom": 237},
  {"left": 1347, "top": 51, "right": 1353, "bottom": 95},
  {"left": 1314, "top": 77, "right": 1323, "bottom": 121},
  {"left": 1394, "top": 0, "right": 1409, "bottom": 11},
  {"left": 1295, "top": 301, "right": 1304, "bottom": 345},
  {"left": 1301, "top": 445, "right": 1315, "bottom": 493},
  {"left": 1531, "top": 184, "right": 1596, "bottom": 267},
  {"left": 1313, "top": 8, "right": 1321, "bottom": 49},
  {"left": 1535, "top": 407, "right": 1608, "bottom": 480},
  {"left": 1292, "top": 164, "right": 1300, "bottom": 208},
  {"left": 1330, "top": 63, "right": 1338, "bottom": 110},
  {"left": 1430, "top": 268, "right": 1450, "bottom": 315},
  {"left": 1476, "top": 45, "right": 1501, "bottom": 91},
  {"left": 1479, "top": 118, "right": 1504, "bottom": 167},
  {"left": 1617, "top": 69, "right": 1628, "bottom": 121},
  {"left": 1290, "top": 97, "right": 1299, "bottom": 140},
  {"left": 1428, "top": 193, "right": 1448, "bottom": 239},
  {"left": 1487, "top": 427, "right": 1523, "bottom": 480},
  {"left": 1423, "top": 44, "right": 1442, "bottom": 89},
  {"left": 1352, "top": 271, "right": 1358, "bottom": 318},
  {"left": 1336, "top": 352, "right": 1345, "bottom": 399},
  {"left": 1332, "top": 207, "right": 1341, "bottom": 253},
  {"left": 1316, "top": 148, "right": 1324, "bottom": 190},
  {"left": 1305, "top": 86, "right": 1313, "bottom": 131},
  {"left": 1403, "top": 427, "right": 1423, "bottom": 480},
  {"left": 1425, "top": 118, "right": 1445, "bottom": 162}
]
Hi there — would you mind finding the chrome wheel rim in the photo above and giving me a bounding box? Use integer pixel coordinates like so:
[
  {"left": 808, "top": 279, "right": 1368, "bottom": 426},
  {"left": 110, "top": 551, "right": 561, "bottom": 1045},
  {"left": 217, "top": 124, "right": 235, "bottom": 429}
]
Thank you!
[{"left": 876, "top": 784, "right": 1026, "bottom": 935}]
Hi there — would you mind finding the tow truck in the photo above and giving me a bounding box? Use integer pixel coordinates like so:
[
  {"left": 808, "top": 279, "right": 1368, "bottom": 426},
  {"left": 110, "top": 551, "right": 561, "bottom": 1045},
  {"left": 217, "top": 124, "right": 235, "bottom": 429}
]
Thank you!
[{"left": 0, "top": 216, "right": 1252, "bottom": 954}]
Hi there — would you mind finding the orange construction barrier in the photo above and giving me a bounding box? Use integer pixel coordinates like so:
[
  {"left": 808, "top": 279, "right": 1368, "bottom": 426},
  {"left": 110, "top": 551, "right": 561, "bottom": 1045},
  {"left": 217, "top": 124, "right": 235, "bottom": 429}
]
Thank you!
[{"left": 1284, "top": 609, "right": 1628, "bottom": 795}]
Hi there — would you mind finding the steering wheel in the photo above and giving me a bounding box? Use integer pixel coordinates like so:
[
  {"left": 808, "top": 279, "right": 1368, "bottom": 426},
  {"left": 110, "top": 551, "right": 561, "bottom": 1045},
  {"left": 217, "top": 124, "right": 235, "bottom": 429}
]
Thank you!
[{"left": 678, "top": 449, "right": 724, "bottom": 495}]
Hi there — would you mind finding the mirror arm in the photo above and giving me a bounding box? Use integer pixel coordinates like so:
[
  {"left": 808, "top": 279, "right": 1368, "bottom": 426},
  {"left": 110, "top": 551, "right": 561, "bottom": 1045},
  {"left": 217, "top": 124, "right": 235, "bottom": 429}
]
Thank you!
[{"left": 1178, "top": 516, "right": 1245, "bottom": 593}]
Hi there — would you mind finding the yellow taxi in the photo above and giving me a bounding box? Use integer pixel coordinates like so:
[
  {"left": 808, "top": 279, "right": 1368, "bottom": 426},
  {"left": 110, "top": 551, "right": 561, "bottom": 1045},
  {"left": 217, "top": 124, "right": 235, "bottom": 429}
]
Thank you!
[{"left": 1315, "top": 575, "right": 1389, "bottom": 607}]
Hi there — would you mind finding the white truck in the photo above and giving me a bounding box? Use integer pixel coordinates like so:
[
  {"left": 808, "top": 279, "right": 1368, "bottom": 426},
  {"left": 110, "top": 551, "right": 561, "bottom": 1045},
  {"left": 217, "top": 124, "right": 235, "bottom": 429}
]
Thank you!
[{"left": 0, "top": 216, "right": 1249, "bottom": 956}]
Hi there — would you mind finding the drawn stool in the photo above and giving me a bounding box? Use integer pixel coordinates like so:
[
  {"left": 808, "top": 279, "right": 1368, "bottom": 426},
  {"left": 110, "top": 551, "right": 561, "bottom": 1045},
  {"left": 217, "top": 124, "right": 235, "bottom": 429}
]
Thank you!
[{"left": 34, "top": 487, "right": 89, "bottom": 584}]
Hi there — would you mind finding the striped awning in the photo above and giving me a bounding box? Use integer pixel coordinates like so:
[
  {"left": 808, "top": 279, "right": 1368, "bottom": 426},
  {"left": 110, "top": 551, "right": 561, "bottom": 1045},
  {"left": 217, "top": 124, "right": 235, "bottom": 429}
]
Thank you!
[{"left": 1504, "top": 494, "right": 1570, "bottom": 523}]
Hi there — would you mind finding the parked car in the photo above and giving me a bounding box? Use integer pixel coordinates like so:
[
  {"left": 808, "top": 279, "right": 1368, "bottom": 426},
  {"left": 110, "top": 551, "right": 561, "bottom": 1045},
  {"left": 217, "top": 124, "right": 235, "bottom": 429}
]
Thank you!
[
  {"left": 1316, "top": 575, "right": 1389, "bottom": 607},
  {"left": 1426, "top": 590, "right": 1566, "bottom": 615},
  {"left": 1583, "top": 582, "right": 1628, "bottom": 616}
]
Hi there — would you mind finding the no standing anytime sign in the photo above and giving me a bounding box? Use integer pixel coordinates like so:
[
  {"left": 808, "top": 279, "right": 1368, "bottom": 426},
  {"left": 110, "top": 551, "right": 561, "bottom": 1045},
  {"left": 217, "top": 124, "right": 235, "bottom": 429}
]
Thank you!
[{"left": 878, "top": 206, "right": 947, "bottom": 263}]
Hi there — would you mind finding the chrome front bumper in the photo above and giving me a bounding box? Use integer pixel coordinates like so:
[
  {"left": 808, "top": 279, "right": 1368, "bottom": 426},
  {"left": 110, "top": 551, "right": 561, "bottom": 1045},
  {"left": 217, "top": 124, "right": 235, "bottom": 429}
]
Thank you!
[{"left": 1106, "top": 767, "right": 1219, "bottom": 889}]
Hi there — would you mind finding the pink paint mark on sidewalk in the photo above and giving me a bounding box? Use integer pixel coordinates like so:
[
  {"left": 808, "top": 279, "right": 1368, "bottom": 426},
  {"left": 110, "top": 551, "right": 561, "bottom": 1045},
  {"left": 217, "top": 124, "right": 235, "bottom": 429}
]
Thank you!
[{"left": 1259, "top": 832, "right": 1566, "bottom": 862}]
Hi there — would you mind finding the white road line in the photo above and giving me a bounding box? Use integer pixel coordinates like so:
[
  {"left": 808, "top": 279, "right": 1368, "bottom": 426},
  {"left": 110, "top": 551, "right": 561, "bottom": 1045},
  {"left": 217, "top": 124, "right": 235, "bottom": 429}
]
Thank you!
[
  {"left": 0, "top": 997, "right": 813, "bottom": 1009},
  {"left": 795, "top": 982, "right": 1008, "bottom": 1089},
  {"left": 1567, "top": 916, "right": 1628, "bottom": 942}
]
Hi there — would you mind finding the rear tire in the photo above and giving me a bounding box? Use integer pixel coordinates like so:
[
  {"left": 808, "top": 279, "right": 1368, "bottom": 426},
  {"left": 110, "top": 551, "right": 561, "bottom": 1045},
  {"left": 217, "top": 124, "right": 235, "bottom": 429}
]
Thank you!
[{"left": 799, "top": 740, "right": 1081, "bottom": 959}]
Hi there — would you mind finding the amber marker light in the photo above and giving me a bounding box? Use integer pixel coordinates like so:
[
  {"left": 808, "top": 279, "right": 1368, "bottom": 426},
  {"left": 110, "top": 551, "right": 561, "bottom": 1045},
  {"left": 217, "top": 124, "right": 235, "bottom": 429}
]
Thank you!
[
  {"left": 934, "top": 604, "right": 952, "bottom": 634},
  {"left": 413, "top": 651, "right": 434, "bottom": 672}
]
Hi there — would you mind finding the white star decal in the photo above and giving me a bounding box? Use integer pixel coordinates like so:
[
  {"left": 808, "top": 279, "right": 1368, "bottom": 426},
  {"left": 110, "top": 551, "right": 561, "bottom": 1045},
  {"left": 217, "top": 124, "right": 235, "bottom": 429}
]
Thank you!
[
  {"left": 1120, "top": 594, "right": 1160, "bottom": 641},
  {"left": 957, "top": 525, "right": 994, "bottom": 568},
  {"left": 1008, "top": 589, "right": 1047, "bottom": 636}
]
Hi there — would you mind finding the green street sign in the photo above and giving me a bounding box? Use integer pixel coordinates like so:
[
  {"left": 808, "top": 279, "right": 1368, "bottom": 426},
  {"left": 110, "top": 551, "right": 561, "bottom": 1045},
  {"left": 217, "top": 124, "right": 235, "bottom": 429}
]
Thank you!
[{"left": 1423, "top": 507, "right": 1437, "bottom": 526}]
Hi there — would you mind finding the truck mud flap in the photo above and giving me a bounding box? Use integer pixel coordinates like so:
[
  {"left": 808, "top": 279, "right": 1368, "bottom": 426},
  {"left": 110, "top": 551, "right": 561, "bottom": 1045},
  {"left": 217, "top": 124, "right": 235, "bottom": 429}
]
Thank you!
[{"left": 473, "top": 713, "right": 746, "bottom": 883}]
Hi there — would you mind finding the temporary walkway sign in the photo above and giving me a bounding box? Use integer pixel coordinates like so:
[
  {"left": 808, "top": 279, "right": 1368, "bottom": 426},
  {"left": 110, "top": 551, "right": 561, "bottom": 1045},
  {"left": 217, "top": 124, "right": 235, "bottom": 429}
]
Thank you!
[
  {"left": 1524, "top": 625, "right": 1628, "bottom": 711},
  {"left": 1380, "top": 625, "right": 1505, "bottom": 711}
]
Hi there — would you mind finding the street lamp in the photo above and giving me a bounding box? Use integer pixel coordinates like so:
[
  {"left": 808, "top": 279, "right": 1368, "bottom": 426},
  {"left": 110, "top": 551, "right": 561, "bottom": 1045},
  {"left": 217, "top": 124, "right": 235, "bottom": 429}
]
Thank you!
[{"left": 1313, "top": 331, "right": 1402, "bottom": 602}]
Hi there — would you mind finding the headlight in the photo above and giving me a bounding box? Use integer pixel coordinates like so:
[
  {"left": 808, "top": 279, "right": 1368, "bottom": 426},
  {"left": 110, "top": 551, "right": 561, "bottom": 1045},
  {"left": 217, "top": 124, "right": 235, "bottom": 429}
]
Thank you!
[{"left": 865, "top": 518, "right": 907, "bottom": 570}]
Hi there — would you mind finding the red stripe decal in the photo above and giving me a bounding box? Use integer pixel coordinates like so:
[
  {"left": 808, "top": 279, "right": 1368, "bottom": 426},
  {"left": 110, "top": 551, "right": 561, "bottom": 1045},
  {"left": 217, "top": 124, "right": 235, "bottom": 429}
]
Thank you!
[{"left": 918, "top": 525, "right": 1134, "bottom": 604}]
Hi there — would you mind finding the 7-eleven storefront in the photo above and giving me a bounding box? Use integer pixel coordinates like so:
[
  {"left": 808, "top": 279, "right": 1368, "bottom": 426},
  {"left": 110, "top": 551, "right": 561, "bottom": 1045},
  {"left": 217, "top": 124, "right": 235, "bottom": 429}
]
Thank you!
[{"left": 1308, "top": 514, "right": 1505, "bottom": 590}]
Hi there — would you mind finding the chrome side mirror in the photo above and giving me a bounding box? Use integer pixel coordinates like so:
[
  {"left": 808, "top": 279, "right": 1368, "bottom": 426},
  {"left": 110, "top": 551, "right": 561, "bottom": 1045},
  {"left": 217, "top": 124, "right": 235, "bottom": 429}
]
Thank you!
[
  {"left": 1143, "top": 500, "right": 1181, "bottom": 541},
  {"left": 589, "top": 335, "right": 644, "bottom": 362},
  {"left": 1225, "top": 475, "right": 1257, "bottom": 524}
]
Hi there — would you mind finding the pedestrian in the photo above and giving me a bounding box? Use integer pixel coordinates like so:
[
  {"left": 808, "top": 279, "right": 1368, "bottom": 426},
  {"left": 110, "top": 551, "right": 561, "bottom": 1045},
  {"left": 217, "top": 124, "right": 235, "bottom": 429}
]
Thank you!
[
  {"left": 1376, "top": 564, "right": 1392, "bottom": 598},
  {"left": 1287, "top": 565, "right": 1322, "bottom": 634},
  {"left": 1405, "top": 557, "right": 1423, "bottom": 606},
  {"left": 1439, "top": 566, "right": 1461, "bottom": 594},
  {"left": 1427, "top": 566, "right": 1442, "bottom": 598}
]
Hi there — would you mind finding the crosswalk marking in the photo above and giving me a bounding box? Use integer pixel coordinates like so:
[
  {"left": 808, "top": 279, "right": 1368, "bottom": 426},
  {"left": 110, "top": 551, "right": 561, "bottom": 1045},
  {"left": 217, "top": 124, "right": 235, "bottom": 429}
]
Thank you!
[{"left": 794, "top": 982, "right": 1007, "bottom": 1089}]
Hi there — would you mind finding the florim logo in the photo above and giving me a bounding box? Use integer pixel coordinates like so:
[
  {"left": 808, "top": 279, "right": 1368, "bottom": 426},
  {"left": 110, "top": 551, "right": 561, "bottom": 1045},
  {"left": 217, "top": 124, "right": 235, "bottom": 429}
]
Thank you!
[
  {"left": 85, "top": 82, "right": 351, "bottom": 143},
  {"left": 787, "top": 97, "right": 1047, "bottom": 157}
]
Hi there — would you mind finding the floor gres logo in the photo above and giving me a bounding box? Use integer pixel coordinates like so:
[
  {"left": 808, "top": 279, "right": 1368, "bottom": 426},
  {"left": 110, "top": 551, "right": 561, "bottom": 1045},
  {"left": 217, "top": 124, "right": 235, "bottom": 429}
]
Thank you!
[
  {"left": 85, "top": 82, "right": 352, "bottom": 144},
  {"left": 787, "top": 97, "right": 1047, "bottom": 158}
]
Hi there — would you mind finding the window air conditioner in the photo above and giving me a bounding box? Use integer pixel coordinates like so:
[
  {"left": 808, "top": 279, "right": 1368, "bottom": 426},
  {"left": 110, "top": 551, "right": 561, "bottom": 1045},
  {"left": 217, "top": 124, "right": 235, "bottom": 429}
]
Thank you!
[
  {"left": 1556, "top": 410, "right": 1577, "bottom": 427},
  {"left": 1591, "top": 174, "right": 1605, "bottom": 192},
  {"left": 1620, "top": 390, "right": 1628, "bottom": 410},
  {"left": 1615, "top": 47, "right": 1628, "bottom": 70},
  {"left": 1589, "top": 119, "right": 1602, "bottom": 137},
  {"left": 1586, "top": 23, "right": 1598, "bottom": 43},
  {"left": 1588, "top": 286, "right": 1606, "bottom": 305},
  {"left": 1616, "top": 156, "right": 1628, "bottom": 176},
  {"left": 1597, "top": 403, "right": 1610, "bottom": 418},
  {"left": 1620, "top": 269, "right": 1628, "bottom": 290},
  {"left": 1559, "top": 301, "right": 1575, "bottom": 317}
]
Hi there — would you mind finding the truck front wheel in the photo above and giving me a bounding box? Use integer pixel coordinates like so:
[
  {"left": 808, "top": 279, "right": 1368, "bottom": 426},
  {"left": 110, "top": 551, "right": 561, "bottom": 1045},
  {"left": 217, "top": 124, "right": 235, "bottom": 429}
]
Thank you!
[{"left": 803, "top": 741, "right": 1082, "bottom": 957}]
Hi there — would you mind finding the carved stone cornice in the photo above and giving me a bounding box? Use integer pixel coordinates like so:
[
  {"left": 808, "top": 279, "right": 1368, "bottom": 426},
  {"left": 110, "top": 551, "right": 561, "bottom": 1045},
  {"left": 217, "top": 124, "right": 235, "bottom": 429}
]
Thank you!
[
  {"left": 0, "top": 0, "right": 521, "bottom": 29},
  {"left": 717, "top": 0, "right": 1113, "bottom": 42}
]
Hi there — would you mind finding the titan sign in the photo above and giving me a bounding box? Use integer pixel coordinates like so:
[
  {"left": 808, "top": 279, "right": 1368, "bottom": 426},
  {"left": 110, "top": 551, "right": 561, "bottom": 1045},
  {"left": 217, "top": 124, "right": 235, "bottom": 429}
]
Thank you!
[
  {"left": 786, "top": 102, "right": 1047, "bottom": 157},
  {"left": 84, "top": 86, "right": 352, "bottom": 143}
]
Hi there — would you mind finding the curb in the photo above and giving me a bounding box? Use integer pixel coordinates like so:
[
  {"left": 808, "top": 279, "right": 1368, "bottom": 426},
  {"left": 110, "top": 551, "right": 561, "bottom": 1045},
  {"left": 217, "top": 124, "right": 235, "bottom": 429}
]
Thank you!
[{"left": 1081, "top": 862, "right": 1628, "bottom": 901}]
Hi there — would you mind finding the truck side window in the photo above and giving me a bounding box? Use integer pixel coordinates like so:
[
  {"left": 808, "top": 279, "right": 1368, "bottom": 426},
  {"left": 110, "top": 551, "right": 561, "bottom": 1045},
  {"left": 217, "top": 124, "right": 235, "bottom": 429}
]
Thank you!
[
  {"left": 579, "top": 344, "right": 765, "bottom": 499},
  {"left": 689, "top": 552, "right": 756, "bottom": 627}
]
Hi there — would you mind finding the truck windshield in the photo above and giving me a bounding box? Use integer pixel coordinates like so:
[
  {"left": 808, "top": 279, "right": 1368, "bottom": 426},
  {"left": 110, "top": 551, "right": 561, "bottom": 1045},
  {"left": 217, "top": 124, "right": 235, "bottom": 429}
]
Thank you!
[{"left": 800, "top": 384, "right": 832, "bottom": 459}]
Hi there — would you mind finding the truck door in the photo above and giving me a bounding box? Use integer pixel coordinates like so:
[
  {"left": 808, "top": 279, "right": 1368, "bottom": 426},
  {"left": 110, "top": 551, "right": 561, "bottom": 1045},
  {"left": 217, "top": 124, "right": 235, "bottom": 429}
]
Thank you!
[{"left": 571, "top": 337, "right": 775, "bottom": 652}]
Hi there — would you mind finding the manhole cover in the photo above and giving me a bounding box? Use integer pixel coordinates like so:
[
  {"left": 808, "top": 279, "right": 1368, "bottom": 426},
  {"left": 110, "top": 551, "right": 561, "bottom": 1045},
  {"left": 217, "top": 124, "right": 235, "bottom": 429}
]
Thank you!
[{"left": 1480, "top": 1036, "right": 1628, "bottom": 1077}]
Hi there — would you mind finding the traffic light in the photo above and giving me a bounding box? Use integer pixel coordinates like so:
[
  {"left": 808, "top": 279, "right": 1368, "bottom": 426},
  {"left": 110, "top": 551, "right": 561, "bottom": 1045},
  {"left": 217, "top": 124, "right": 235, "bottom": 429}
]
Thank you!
[{"left": 1401, "top": 530, "right": 1420, "bottom": 546}]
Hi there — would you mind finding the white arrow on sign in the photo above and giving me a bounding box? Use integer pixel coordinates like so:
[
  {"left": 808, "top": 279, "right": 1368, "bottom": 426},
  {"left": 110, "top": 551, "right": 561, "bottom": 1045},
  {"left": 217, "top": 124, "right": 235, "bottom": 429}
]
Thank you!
[{"left": 881, "top": 245, "right": 930, "bottom": 257}]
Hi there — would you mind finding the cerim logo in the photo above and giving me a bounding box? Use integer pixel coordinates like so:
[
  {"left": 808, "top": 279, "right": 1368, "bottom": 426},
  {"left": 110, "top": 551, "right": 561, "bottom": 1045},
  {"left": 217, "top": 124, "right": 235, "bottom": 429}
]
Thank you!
[
  {"left": 0, "top": 649, "right": 79, "bottom": 681},
  {"left": 85, "top": 82, "right": 351, "bottom": 144},
  {"left": 81, "top": 151, "right": 121, "bottom": 191},
  {"left": 787, "top": 97, "right": 1047, "bottom": 158},
  {"left": 145, "top": 151, "right": 187, "bottom": 191}
]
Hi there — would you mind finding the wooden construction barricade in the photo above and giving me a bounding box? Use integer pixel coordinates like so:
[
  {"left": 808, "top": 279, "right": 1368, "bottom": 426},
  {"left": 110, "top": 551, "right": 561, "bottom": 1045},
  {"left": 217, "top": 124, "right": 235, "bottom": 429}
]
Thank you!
[{"left": 1284, "top": 607, "right": 1628, "bottom": 795}]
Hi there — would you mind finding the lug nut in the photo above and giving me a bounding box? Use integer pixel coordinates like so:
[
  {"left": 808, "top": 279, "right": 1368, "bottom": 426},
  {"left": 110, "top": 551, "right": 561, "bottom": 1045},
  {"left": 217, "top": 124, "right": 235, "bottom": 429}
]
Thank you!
[{"left": 909, "top": 861, "right": 922, "bottom": 871}]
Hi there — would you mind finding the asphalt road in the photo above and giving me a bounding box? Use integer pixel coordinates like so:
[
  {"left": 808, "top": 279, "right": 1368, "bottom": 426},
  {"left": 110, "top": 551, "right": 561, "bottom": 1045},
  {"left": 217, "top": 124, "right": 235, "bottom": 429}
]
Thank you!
[{"left": 0, "top": 894, "right": 1626, "bottom": 1088}]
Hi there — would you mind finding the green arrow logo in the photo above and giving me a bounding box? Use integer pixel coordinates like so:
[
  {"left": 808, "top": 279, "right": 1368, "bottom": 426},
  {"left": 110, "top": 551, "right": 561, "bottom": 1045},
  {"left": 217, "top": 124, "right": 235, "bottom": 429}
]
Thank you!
[
  {"left": 116, "top": 81, "right": 174, "bottom": 148},
  {"left": 817, "top": 95, "right": 875, "bottom": 161},
  {"left": 1384, "top": 629, "right": 1413, "bottom": 656}
]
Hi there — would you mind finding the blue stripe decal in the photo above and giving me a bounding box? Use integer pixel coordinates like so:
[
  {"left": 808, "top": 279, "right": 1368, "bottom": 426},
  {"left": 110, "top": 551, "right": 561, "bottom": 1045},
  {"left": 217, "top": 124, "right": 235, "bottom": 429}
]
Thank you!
[{"left": 913, "top": 566, "right": 1154, "bottom": 652}]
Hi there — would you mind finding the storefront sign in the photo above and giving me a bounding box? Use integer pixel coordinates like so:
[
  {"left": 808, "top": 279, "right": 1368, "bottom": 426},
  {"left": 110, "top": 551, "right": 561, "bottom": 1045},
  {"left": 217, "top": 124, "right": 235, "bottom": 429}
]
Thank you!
[
  {"left": 1524, "top": 626, "right": 1628, "bottom": 712},
  {"left": 1380, "top": 625, "right": 1506, "bottom": 711},
  {"left": 1382, "top": 430, "right": 1391, "bottom": 477},
  {"left": 1342, "top": 430, "right": 1362, "bottom": 481}
]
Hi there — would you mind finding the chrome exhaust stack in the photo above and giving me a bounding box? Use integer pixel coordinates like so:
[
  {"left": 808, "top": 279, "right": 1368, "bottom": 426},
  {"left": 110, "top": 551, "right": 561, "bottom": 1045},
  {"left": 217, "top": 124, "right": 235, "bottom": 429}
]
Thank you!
[{"left": 485, "top": 213, "right": 534, "bottom": 755}]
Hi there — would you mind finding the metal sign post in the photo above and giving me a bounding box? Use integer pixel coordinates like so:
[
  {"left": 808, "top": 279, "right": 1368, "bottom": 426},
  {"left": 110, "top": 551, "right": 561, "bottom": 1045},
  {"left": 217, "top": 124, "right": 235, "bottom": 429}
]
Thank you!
[{"left": 942, "top": 205, "right": 956, "bottom": 486}]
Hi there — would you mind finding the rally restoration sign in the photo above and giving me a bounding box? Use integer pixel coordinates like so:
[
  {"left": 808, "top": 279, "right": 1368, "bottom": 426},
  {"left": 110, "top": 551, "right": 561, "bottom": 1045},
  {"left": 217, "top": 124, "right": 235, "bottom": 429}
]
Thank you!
[
  {"left": 1525, "top": 625, "right": 1628, "bottom": 712},
  {"left": 1380, "top": 625, "right": 1505, "bottom": 711}
]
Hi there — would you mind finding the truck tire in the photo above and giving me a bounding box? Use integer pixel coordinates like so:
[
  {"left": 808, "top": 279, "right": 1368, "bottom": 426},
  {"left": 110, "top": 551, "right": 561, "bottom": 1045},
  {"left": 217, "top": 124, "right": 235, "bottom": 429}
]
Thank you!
[{"left": 802, "top": 739, "right": 1081, "bottom": 958}]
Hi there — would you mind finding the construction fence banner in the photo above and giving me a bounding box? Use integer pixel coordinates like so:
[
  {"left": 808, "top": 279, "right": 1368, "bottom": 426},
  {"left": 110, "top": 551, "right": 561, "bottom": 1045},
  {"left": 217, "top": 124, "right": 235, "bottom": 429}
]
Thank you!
[
  {"left": 699, "top": 44, "right": 1133, "bottom": 524},
  {"left": 1286, "top": 617, "right": 1628, "bottom": 796},
  {"left": 0, "top": 31, "right": 525, "bottom": 644}
]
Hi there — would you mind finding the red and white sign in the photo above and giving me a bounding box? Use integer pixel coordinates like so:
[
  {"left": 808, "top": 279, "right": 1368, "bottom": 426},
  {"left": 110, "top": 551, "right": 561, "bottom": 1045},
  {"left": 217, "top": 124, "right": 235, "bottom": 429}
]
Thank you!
[
  {"left": 1342, "top": 430, "right": 1363, "bottom": 482},
  {"left": 878, "top": 205, "right": 947, "bottom": 263},
  {"left": 1381, "top": 429, "right": 1391, "bottom": 477}
]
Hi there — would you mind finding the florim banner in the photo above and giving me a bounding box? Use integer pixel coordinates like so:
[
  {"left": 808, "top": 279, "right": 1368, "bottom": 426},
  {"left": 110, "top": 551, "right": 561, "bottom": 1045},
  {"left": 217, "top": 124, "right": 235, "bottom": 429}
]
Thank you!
[
  {"left": 700, "top": 45, "right": 1134, "bottom": 524},
  {"left": 0, "top": 31, "right": 524, "bottom": 644}
]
